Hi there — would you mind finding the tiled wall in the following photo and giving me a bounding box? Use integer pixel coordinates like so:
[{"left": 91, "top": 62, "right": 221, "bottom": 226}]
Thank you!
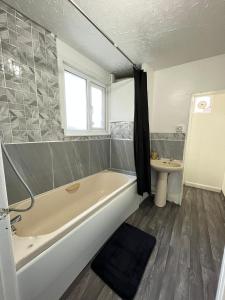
[
  {"left": 110, "top": 121, "right": 133, "bottom": 140},
  {"left": 0, "top": 0, "right": 63, "bottom": 143},
  {"left": 4, "top": 139, "right": 110, "bottom": 205},
  {"left": 111, "top": 139, "right": 135, "bottom": 172},
  {"left": 151, "top": 133, "right": 185, "bottom": 160},
  {"left": 110, "top": 121, "right": 185, "bottom": 172},
  {"left": 110, "top": 121, "right": 135, "bottom": 173}
]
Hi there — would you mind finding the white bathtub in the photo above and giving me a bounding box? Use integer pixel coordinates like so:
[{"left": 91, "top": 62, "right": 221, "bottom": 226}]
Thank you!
[{"left": 10, "top": 170, "right": 140, "bottom": 300}]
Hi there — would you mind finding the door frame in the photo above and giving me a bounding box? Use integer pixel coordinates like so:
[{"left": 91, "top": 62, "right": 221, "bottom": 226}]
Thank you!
[{"left": 0, "top": 147, "right": 19, "bottom": 300}]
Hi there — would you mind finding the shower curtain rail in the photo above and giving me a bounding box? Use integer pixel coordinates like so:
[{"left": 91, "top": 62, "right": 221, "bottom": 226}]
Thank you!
[{"left": 67, "top": 0, "right": 139, "bottom": 70}]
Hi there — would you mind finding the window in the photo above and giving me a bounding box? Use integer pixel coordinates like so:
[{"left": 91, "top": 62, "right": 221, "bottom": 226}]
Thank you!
[{"left": 63, "top": 66, "right": 107, "bottom": 135}]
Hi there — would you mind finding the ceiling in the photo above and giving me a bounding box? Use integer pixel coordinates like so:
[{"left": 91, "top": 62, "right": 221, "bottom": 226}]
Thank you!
[{"left": 7, "top": 0, "right": 225, "bottom": 76}]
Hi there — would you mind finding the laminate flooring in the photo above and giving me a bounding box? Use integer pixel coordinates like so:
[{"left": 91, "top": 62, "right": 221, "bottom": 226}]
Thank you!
[{"left": 61, "top": 187, "right": 225, "bottom": 300}]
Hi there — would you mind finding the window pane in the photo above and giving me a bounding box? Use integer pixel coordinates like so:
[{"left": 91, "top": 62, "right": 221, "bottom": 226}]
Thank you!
[
  {"left": 64, "top": 71, "right": 87, "bottom": 130},
  {"left": 90, "top": 85, "right": 105, "bottom": 129}
]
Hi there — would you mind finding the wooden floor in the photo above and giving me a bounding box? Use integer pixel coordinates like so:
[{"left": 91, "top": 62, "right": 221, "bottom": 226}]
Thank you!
[{"left": 61, "top": 187, "right": 225, "bottom": 300}]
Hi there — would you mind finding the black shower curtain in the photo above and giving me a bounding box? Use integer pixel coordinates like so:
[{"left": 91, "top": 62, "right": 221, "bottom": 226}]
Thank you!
[{"left": 133, "top": 68, "right": 151, "bottom": 196}]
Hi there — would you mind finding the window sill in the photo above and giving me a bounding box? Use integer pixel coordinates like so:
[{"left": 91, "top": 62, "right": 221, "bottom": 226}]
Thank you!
[{"left": 64, "top": 130, "right": 110, "bottom": 137}]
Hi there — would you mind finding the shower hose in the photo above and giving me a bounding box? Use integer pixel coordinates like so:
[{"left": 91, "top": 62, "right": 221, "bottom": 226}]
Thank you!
[{"left": 1, "top": 141, "right": 35, "bottom": 213}]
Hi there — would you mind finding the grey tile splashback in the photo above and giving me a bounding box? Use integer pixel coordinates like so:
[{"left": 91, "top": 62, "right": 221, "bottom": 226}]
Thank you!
[
  {"left": 151, "top": 139, "right": 185, "bottom": 160},
  {"left": 110, "top": 139, "right": 135, "bottom": 172},
  {"left": 3, "top": 129, "right": 184, "bottom": 205},
  {"left": 110, "top": 122, "right": 185, "bottom": 171},
  {"left": 4, "top": 139, "right": 110, "bottom": 205},
  {"left": 89, "top": 140, "right": 110, "bottom": 174},
  {"left": 150, "top": 133, "right": 185, "bottom": 160},
  {"left": 150, "top": 132, "right": 185, "bottom": 141},
  {"left": 110, "top": 137, "right": 184, "bottom": 173}
]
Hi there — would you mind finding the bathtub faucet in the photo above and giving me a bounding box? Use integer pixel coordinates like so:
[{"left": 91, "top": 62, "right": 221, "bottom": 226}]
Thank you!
[{"left": 10, "top": 215, "right": 22, "bottom": 233}]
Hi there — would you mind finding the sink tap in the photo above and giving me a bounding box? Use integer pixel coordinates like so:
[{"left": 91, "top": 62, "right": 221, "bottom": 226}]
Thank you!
[{"left": 10, "top": 215, "right": 22, "bottom": 233}]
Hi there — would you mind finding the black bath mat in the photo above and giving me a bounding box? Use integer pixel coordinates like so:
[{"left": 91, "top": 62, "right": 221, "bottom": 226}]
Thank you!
[{"left": 91, "top": 223, "right": 156, "bottom": 300}]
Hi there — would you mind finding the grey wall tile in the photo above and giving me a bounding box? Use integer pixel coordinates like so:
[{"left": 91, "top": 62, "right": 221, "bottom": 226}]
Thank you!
[
  {"left": 151, "top": 169, "right": 157, "bottom": 191},
  {"left": 0, "top": 101, "right": 9, "bottom": 114},
  {"left": 111, "top": 139, "right": 135, "bottom": 172},
  {"left": 27, "top": 130, "right": 41, "bottom": 142},
  {"left": 12, "top": 130, "right": 28, "bottom": 142},
  {"left": 4, "top": 143, "right": 53, "bottom": 204},
  {"left": 71, "top": 141, "right": 89, "bottom": 179},
  {"left": 4, "top": 139, "right": 110, "bottom": 204},
  {"left": 151, "top": 139, "right": 184, "bottom": 160},
  {"left": 49, "top": 142, "right": 75, "bottom": 188},
  {"left": 0, "top": 87, "right": 7, "bottom": 101},
  {"left": 89, "top": 139, "right": 110, "bottom": 174},
  {"left": 151, "top": 132, "right": 185, "bottom": 141},
  {"left": 0, "top": 124, "right": 12, "bottom": 143},
  {"left": 3, "top": 154, "right": 28, "bottom": 205},
  {"left": 110, "top": 121, "right": 133, "bottom": 139},
  {"left": 0, "top": 0, "right": 64, "bottom": 143}
]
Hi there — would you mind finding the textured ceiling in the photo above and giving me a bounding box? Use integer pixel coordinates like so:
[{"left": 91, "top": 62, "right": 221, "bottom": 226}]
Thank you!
[{"left": 6, "top": 0, "right": 225, "bottom": 76}]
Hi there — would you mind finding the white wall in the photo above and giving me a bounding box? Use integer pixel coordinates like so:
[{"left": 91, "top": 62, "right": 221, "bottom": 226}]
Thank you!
[
  {"left": 184, "top": 92, "right": 225, "bottom": 191},
  {"left": 112, "top": 55, "right": 225, "bottom": 131},
  {"left": 109, "top": 65, "right": 154, "bottom": 122},
  {"left": 57, "top": 39, "right": 110, "bottom": 84},
  {"left": 57, "top": 38, "right": 111, "bottom": 128},
  {"left": 109, "top": 78, "right": 134, "bottom": 122},
  {"left": 151, "top": 54, "right": 225, "bottom": 132}
]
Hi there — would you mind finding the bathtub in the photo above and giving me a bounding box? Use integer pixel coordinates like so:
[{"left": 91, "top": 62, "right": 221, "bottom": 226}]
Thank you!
[{"left": 10, "top": 170, "right": 140, "bottom": 300}]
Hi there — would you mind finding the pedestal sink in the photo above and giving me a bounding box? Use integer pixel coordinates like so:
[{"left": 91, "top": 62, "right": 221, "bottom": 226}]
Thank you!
[{"left": 151, "top": 159, "right": 183, "bottom": 207}]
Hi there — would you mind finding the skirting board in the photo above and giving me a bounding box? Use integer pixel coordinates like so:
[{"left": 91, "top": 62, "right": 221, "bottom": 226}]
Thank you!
[{"left": 185, "top": 181, "right": 221, "bottom": 193}]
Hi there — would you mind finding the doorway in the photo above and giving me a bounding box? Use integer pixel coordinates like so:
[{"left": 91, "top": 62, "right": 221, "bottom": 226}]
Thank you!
[{"left": 184, "top": 91, "right": 225, "bottom": 192}]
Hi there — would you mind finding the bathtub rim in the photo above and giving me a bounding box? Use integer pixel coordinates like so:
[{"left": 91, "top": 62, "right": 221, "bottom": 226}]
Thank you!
[
  {"left": 11, "top": 170, "right": 136, "bottom": 238},
  {"left": 9, "top": 169, "right": 135, "bottom": 211}
]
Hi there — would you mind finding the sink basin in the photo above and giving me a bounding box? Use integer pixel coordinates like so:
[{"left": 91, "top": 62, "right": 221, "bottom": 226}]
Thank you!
[
  {"left": 151, "top": 159, "right": 183, "bottom": 173},
  {"left": 151, "top": 159, "right": 183, "bottom": 207}
]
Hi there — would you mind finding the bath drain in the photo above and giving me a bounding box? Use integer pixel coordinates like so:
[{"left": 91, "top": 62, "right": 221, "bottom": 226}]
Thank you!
[{"left": 27, "top": 244, "right": 33, "bottom": 248}]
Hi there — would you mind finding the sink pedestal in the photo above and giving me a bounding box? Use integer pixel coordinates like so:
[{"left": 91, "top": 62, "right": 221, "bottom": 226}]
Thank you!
[
  {"left": 151, "top": 159, "right": 183, "bottom": 208},
  {"left": 154, "top": 172, "right": 168, "bottom": 207}
]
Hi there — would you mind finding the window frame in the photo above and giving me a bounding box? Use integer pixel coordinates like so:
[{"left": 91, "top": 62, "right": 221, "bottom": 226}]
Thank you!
[{"left": 63, "top": 64, "right": 108, "bottom": 136}]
